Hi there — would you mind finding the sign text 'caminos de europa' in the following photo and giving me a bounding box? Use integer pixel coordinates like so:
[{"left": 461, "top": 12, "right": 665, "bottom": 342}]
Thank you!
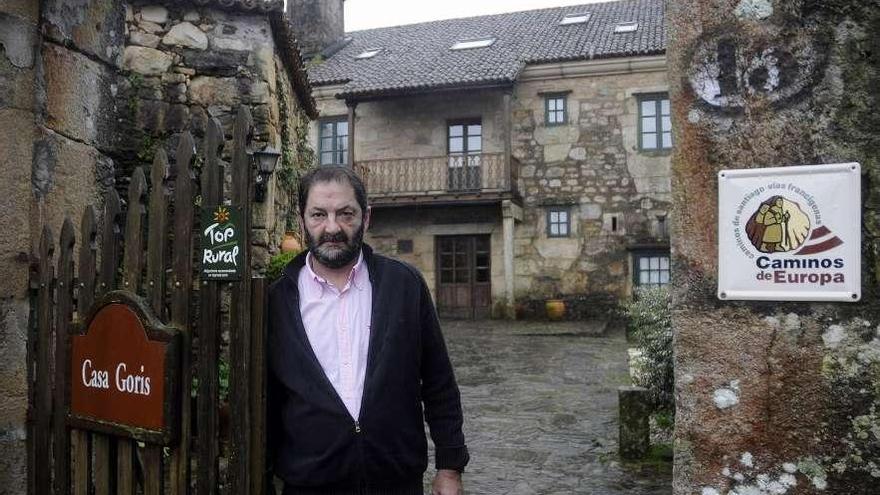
[
  {"left": 200, "top": 204, "right": 243, "bottom": 280},
  {"left": 69, "top": 293, "right": 181, "bottom": 444},
  {"left": 718, "top": 163, "right": 861, "bottom": 302}
]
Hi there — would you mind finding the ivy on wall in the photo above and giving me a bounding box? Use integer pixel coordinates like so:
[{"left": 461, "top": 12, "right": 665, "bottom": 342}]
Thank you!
[{"left": 275, "top": 67, "right": 316, "bottom": 233}]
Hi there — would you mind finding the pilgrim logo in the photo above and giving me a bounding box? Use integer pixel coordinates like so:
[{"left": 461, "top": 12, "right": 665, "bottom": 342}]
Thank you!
[{"left": 744, "top": 195, "right": 843, "bottom": 255}]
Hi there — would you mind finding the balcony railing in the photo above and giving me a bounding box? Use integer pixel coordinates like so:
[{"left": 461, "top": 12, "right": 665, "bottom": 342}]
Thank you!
[{"left": 354, "top": 153, "right": 515, "bottom": 201}]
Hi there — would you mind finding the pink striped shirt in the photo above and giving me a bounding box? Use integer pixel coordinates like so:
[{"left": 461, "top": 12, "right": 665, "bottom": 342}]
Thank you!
[{"left": 297, "top": 251, "right": 372, "bottom": 421}]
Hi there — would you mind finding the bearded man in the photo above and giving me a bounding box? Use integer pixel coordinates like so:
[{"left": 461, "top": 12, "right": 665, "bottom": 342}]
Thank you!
[{"left": 267, "top": 166, "right": 469, "bottom": 495}]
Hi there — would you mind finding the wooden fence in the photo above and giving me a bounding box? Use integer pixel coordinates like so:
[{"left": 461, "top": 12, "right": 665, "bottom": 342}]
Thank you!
[{"left": 27, "top": 106, "right": 269, "bottom": 494}]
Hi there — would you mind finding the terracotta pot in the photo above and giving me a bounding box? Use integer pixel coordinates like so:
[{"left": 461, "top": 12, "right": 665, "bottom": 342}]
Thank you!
[
  {"left": 546, "top": 299, "right": 566, "bottom": 321},
  {"left": 280, "top": 232, "right": 302, "bottom": 253}
]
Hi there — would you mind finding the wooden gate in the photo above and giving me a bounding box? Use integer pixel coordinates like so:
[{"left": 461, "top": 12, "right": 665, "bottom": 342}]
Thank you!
[{"left": 27, "top": 106, "right": 270, "bottom": 495}]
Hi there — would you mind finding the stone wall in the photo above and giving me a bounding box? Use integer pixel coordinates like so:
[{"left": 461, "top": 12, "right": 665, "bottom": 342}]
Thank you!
[
  {"left": 287, "top": 0, "right": 345, "bottom": 59},
  {"left": 118, "top": 1, "right": 313, "bottom": 272},
  {"left": 367, "top": 206, "right": 505, "bottom": 307},
  {"left": 511, "top": 62, "right": 672, "bottom": 310},
  {"left": 668, "top": 1, "right": 880, "bottom": 493},
  {"left": 0, "top": 1, "right": 39, "bottom": 489}
]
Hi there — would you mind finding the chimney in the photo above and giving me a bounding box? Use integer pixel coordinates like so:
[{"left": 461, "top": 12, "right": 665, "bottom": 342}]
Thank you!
[{"left": 287, "top": 0, "right": 346, "bottom": 60}]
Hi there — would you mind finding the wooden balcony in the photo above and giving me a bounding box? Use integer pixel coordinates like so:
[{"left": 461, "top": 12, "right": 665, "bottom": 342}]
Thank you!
[{"left": 354, "top": 153, "right": 519, "bottom": 206}]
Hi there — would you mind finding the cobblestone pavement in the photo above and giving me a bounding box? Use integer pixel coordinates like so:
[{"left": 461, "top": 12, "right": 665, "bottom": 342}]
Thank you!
[{"left": 426, "top": 319, "right": 672, "bottom": 495}]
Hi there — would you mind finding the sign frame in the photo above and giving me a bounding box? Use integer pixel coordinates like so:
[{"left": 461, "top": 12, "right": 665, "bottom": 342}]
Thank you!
[
  {"left": 717, "top": 162, "right": 861, "bottom": 302},
  {"left": 68, "top": 291, "right": 182, "bottom": 445}
]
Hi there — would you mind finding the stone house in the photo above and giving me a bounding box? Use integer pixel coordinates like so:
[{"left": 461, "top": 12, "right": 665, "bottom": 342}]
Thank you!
[
  {"left": 0, "top": 0, "right": 315, "bottom": 488},
  {"left": 298, "top": 0, "right": 672, "bottom": 319}
]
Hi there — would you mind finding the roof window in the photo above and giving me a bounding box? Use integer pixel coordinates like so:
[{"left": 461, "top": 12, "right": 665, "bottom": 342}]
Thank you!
[
  {"left": 614, "top": 21, "right": 639, "bottom": 33},
  {"left": 355, "top": 49, "right": 381, "bottom": 59},
  {"left": 560, "top": 13, "right": 590, "bottom": 25},
  {"left": 450, "top": 38, "right": 496, "bottom": 50}
]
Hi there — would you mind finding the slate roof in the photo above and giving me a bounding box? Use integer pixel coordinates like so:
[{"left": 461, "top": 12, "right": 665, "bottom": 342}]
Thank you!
[{"left": 308, "top": 0, "right": 666, "bottom": 100}]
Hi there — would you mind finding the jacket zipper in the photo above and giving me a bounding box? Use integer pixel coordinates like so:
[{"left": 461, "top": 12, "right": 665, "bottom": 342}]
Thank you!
[{"left": 354, "top": 421, "right": 361, "bottom": 433}]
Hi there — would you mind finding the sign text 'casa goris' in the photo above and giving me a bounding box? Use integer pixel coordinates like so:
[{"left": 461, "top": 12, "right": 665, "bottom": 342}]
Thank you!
[
  {"left": 69, "top": 293, "right": 180, "bottom": 444},
  {"left": 717, "top": 163, "right": 861, "bottom": 302}
]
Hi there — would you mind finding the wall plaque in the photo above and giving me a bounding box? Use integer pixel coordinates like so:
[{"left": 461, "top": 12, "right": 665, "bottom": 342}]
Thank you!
[
  {"left": 69, "top": 292, "right": 181, "bottom": 444},
  {"left": 200, "top": 205, "right": 243, "bottom": 280},
  {"left": 718, "top": 163, "right": 861, "bottom": 302}
]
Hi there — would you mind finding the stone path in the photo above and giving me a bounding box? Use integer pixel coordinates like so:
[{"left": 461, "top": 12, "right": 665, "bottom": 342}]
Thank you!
[{"left": 426, "top": 319, "right": 672, "bottom": 495}]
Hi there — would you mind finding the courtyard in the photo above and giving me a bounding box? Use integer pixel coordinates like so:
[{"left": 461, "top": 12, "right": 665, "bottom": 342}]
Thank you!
[{"left": 429, "top": 319, "right": 672, "bottom": 494}]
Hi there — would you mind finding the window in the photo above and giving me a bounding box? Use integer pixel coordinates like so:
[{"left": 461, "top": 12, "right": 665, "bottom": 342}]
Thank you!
[
  {"left": 355, "top": 49, "right": 381, "bottom": 59},
  {"left": 638, "top": 94, "right": 672, "bottom": 150},
  {"left": 450, "top": 38, "right": 495, "bottom": 50},
  {"left": 319, "top": 118, "right": 348, "bottom": 165},
  {"left": 545, "top": 94, "right": 567, "bottom": 126},
  {"left": 547, "top": 208, "right": 570, "bottom": 237},
  {"left": 634, "top": 251, "right": 670, "bottom": 288},
  {"left": 614, "top": 21, "right": 638, "bottom": 33},
  {"left": 447, "top": 120, "right": 482, "bottom": 190},
  {"left": 560, "top": 13, "right": 590, "bottom": 25}
]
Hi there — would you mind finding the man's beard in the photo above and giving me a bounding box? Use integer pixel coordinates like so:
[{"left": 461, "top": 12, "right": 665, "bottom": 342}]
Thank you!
[{"left": 305, "top": 223, "right": 365, "bottom": 269}]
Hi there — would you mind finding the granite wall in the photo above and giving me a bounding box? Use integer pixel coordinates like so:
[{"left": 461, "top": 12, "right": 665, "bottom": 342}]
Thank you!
[
  {"left": 511, "top": 60, "right": 672, "bottom": 310},
  {"left": 668, "top": 1, "right": 880, "bottom": 493},
  {"left": 0, "top": 0, "right": 314, "bottom": 489}
]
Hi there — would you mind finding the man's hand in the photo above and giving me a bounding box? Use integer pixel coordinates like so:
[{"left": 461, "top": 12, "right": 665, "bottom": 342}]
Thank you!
[{"left": 432, "top": 469, "right": 463, "bottom": 495}]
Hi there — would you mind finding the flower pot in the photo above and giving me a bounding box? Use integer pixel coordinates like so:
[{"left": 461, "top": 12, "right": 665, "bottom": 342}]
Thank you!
[
  {"left": 546, "top": 299, "right": 566, "bottom": 320},
  {"left": 281, "top": 232, "right": 302, "bottom": 253}
]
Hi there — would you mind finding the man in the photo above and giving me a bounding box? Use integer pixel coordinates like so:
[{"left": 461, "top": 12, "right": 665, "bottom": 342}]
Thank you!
[{"left": 267, "top": 166, "right": 469, "bottom": 495}]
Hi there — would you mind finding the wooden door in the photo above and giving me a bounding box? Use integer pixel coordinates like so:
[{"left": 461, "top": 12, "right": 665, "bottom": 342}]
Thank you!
[{"left": 436, "top": 235, "right": 491, "bottom": 319}]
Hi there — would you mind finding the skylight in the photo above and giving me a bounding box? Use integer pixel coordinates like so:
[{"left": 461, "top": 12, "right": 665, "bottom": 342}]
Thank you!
[
  {"left": 355, "top": 49, "right": 381, "bottom": 59},
  {"left": 614, "top": 22, "right": 639, "bottom": 33},
  {"left": 450, "top": 38, "right": 496, "bottom": 50},
  {"left": 560, "top": 13, "right": 590, "bottom": 25}
]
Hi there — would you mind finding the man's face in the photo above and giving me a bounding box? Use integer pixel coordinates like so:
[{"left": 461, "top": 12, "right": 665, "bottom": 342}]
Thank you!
[{"left": 302, "top": 180, "right": 370, "bottom": 269}]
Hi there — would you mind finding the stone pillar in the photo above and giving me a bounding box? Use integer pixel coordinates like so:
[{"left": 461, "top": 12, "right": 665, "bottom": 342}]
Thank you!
[
  {"left": 502, "top": 88, "right": 512, "bottom": 188},
  {"left": 618, "top": 386, "right": 650, "bottom": 460},
  {"left": 0, "top": 2, "right": 39, "bottom": 491},
  {"left": 347, "top": 100, "right": 357, "bottom": 167},
  {"left": 501, "top": 200, "right": 522, "bottom": 319},
  {"left": 667, "top": 1, "right": 879, "bottom": 493}
]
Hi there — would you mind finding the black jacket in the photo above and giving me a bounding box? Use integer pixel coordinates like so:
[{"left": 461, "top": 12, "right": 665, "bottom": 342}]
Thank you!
[{"left": 267, "top": 245, "right": 469, "bottom": 490}]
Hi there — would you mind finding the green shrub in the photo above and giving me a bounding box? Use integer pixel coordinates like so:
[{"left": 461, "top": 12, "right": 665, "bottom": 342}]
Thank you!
[
  {"left": 266, "top": 250, "right": 299, "bottom": 282},
  {"left": 624, "top": 286, "right": 674, "bottom": 414}
]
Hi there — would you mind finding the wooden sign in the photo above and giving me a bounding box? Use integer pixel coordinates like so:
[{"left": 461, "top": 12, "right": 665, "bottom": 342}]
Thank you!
[
  {"left": 69, "top": 292, "right": 180, "bottom": 444},
  {"left": 200, "top": 204, "right": 243, "bottom": 280}
]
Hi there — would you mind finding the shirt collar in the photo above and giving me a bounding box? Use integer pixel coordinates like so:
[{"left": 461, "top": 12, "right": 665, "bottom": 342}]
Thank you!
[{"left": 304, "top": 250, "right": 368, "bottom": 294}]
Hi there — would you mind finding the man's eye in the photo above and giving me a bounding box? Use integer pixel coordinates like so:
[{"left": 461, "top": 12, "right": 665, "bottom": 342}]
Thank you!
[
  {"left": 311, "top": 212, "right": 326, "bottom": 218},
  {"left": 340, "top": 211, "right": 354, "bottom": 218}
]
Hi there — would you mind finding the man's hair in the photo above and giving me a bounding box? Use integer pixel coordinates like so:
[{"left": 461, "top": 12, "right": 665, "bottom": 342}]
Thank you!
[{"left": 297, "top": 165, "right": 368, "bottom": 217}]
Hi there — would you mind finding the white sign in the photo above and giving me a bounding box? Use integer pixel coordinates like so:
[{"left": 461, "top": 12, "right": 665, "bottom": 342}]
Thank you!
[{"left": 718, "top": 163, "right": 861, "bottom": 302}]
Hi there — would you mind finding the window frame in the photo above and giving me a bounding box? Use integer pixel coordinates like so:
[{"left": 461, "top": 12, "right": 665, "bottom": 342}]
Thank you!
[
  {"left": 318, "top": 117, "right": 349, "bottom": 166},
  {"left": 637, "top": 93, "right": 673, "bottom": 152},
  {"left": 632, "top": 249, "right": 671, "bottom": 289},
  {"left": 544, "top": 93, "right": 568, "bottom": 127},
  {"left": 546, "top": 207, "right": 571, "bottom": 238},
  {"left": 446, "top": 118, "right": 483, "bottom": 157}
]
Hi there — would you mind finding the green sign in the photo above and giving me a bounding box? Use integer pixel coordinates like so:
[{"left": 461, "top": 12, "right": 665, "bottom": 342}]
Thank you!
[{"left": 200, "top": 205, "right": 242, "bottom": 280}]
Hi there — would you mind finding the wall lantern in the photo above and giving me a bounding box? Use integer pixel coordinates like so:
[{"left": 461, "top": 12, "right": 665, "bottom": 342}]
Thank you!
[{"left": 252, "top": 144, "right": 281, "bottom": 203}]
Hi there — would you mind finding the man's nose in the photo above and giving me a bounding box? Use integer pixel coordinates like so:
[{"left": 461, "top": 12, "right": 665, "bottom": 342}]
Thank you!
[{"left": 324, "top": 214, "right": 341, "bottom": 233}]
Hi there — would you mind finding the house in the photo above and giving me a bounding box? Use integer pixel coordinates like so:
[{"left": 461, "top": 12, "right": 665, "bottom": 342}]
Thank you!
[{"left": 292, "top": 0, "right": 672, "bottom": 319}]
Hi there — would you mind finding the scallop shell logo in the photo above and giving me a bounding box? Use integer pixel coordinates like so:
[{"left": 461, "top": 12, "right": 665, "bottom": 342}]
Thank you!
[{"left": 744, "top": 196, "right": 810, "bottom": 253}]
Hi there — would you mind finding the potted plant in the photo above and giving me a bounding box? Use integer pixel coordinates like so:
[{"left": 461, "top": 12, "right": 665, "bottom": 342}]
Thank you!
[{"left": 546, "top": 296, "right": 566, "bottom": 320}]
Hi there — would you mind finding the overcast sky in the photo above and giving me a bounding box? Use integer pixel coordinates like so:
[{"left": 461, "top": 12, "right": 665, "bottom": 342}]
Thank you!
[{"left": 342, "top": 0, "right": 610, "bottom": 31}]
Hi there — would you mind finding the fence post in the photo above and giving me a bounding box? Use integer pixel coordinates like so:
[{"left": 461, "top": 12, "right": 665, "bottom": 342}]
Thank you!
[{"left": 618, "top": 386, "right": 650, "bottom": 460}]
